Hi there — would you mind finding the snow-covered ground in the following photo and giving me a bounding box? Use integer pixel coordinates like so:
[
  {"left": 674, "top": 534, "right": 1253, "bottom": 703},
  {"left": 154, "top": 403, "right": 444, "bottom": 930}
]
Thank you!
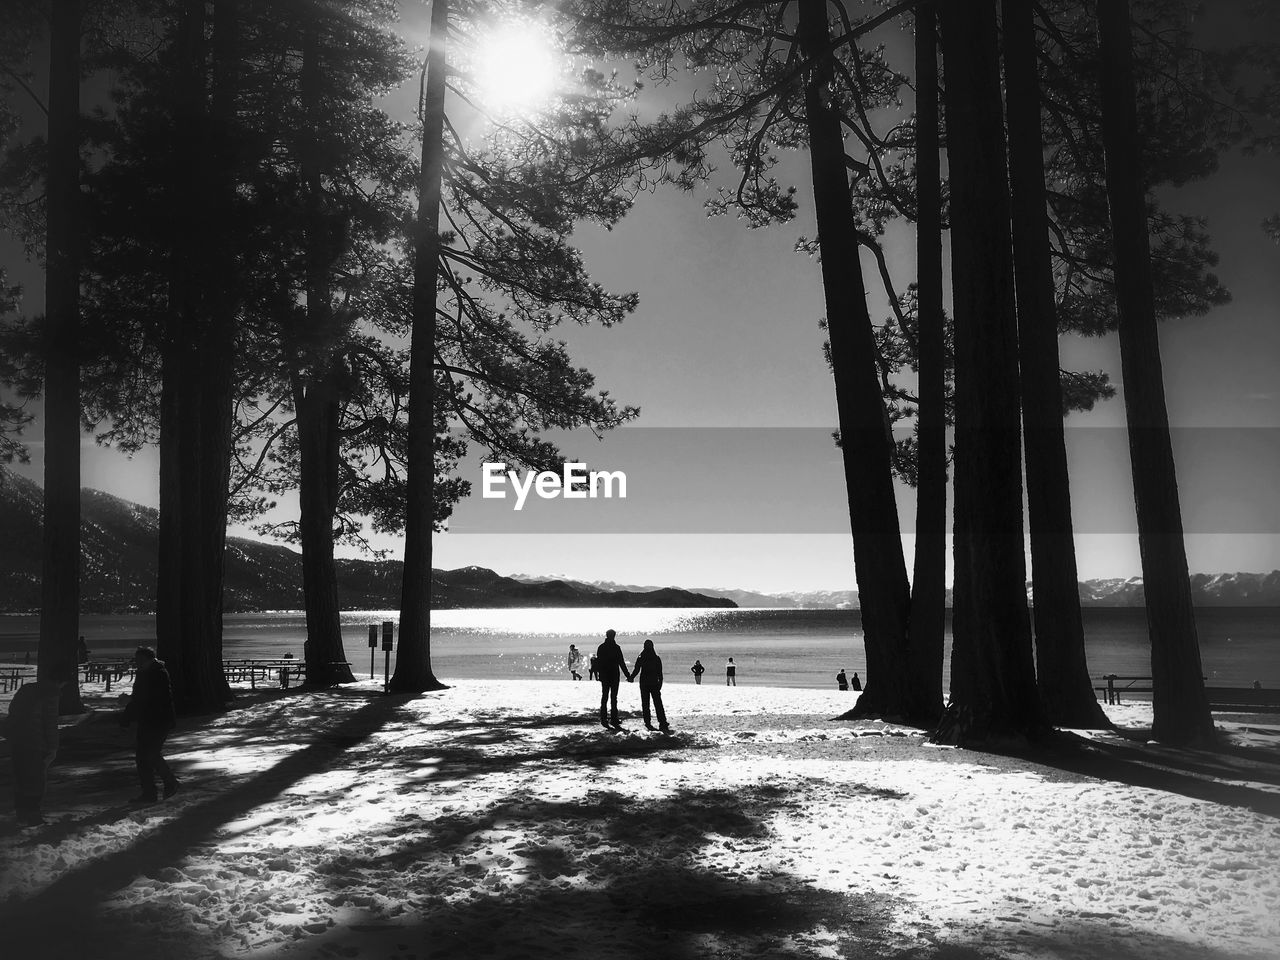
[{"left": 2, "top": 677, "right": 1279, "bottom": 959}]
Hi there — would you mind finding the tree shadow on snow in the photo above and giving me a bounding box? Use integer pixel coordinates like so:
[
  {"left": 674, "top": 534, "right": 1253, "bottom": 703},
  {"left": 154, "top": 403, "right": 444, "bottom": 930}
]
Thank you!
[
  {"left": 0, "top": 689, "right": 406, "bottom": 957},
  {"left": 993, "top": 730, "right": 1280, "bottom": 819},
  {"left": 289, "top": 778, "right": 1266, "bottom": 960},
  {"left": 296, "top": 780, "right": 921, "bottom": 960}
]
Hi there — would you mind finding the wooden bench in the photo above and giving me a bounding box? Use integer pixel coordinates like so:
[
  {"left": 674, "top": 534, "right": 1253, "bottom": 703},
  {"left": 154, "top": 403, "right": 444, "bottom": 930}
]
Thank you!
[{"left": 1097, "top": 675, "right": 1280, "bottom": 712}]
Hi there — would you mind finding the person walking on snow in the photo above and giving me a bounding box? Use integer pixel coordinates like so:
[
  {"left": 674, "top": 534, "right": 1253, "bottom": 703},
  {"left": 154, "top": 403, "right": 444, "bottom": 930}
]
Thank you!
[
  {"left": 567, "top": 644, "right": 584, "bottom": 681},
  {"left": 595, "top": 630, "right": 633, "bottom": 728},
  {"left": 119, "top": 646, "right": 179, "bottom": 803}
]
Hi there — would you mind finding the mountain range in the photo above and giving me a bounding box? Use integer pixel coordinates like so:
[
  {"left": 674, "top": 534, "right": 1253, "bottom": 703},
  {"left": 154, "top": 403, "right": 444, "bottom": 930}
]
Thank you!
[
  {"left": 0, "top": 468, "right": 732, "bottom": 613},
  {"left": 3, "top": 467, "right": 1279, "bottom": 612}
]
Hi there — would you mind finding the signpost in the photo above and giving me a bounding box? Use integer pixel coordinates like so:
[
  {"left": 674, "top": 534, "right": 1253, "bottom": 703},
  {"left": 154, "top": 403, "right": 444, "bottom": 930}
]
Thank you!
[
  {"left": 367, "top": 624, "right": 377, "bottom": 680},
  {"left": 381, "top": 621, "right": 394, "bottom": 691}
]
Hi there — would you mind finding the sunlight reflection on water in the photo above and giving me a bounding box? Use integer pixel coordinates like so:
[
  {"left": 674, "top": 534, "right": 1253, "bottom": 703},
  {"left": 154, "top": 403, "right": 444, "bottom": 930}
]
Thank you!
[{"left": 433, "top": 607, "right": 731, "bottom": 636}]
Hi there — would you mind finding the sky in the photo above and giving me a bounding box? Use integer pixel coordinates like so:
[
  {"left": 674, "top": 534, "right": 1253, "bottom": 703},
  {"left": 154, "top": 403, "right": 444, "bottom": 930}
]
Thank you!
[
  {"left": 428, "top": 1, "right": 1280, "bottom": 591},
  {"left": 4, "top": 1, "right": 1280, "bottom": 594}
]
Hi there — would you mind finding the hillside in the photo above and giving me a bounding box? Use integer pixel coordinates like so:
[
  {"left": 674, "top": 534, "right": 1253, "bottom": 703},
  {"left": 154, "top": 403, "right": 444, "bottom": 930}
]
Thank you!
[
  {"left": 4, "top": 468, "right": 1278, "bottom": 611},
  {"left": 0, "top": 470, "right": 734, "bottom": 612}
]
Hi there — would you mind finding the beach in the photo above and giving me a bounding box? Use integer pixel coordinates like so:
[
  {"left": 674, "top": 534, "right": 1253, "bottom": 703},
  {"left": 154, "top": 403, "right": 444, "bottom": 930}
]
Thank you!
[{"left": 1, "top": 675, "right": 1279, "bottom": 959}]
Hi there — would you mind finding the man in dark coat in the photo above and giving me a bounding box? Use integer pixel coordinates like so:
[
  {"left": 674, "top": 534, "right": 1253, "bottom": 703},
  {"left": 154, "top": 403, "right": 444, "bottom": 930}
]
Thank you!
[
  {"left": 595, "top": 629, "right": 633, "bottom": 729},
  {"left": 3, "top": 679, "right": 62, "bottom": 826},
  {"left": 120, "top": 646, "right": 179, "bottom": 803}
]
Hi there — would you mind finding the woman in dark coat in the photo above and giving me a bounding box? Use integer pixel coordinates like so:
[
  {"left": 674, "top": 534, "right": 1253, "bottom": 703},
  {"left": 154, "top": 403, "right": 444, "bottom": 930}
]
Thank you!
[{"left": 631, "top": 639, "right": 670, "bottom": 733}]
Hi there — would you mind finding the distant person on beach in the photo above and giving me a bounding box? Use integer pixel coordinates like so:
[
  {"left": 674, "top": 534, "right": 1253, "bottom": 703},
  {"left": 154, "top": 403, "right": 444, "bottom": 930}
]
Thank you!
[
  {"left": 77, "top": 636, "right": 90, "bottom": 665},
  {"left": 726, "top": 657, "right": 737, "bottom": 686},
  {"left": 567, "top": 644, "right": 584, "bottom": 681},
  {"left": 119, "top": 646, "right": 179, "bottom": 803},
  {"left": 631, "top": 639, "right": 670, "bottom": 732},
  {"left": 588, "top": 655, "right": 599, "bottom": 681},
  {"left": 3, "top": 679, "right": 63, "bottom": 826},
  {"left": 691, "top": 660, "right": 705, "bottom": 685},
  {"left": 1255, "top": 680, "right": 1263, "bottom": 690},
  {"left": 850, "top": 672, "right": 862, "bottom": 691},
  {"left": 836, "top": 669, "right": 848, "bottom": 691},
  {"left": 595, "top": 630, "right": 633, "bottom": 728}
]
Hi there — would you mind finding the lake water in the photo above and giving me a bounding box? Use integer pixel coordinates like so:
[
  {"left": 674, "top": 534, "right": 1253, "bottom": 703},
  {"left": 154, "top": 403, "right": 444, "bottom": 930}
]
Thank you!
[{"left": 1, "top": 606, "right": 1277, "bottom": 691}]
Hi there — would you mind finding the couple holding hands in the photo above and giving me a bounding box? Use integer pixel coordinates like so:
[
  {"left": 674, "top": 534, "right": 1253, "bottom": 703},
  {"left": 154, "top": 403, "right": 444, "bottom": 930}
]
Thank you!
[{"left": 594, "top": 630, "right": 670, "bottom": 733}]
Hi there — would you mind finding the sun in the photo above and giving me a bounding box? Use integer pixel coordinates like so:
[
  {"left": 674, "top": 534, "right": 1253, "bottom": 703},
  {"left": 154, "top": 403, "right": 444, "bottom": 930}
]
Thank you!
[{"left": 472, "top": 23, "right": 560, "bottom": 115}]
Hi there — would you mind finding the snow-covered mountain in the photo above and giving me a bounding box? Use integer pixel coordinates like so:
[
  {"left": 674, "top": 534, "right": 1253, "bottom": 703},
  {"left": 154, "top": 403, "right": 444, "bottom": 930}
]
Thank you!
[
  {"left": 6, "top": 467, "right": 1279, "bottom": 610},
  {"left": 518, "top": 572, "right": 1280, "bottom": 609}
]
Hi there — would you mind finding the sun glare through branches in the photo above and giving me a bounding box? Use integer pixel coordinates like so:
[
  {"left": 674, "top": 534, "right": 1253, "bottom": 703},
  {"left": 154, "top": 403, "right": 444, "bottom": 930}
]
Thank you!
[{"left": 470, "top": 21, "right": 560, "bottom": 115}]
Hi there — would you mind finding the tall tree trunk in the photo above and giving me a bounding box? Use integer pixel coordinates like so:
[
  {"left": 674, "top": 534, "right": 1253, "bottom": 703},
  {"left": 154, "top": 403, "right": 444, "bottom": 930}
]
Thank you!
[
  {"left": 294, "top": 367, "right": 354, "bottom": 685},
  {"left": 934, "top": 0, "right": 1043, "bottom": 745},
  {"left": 391, "top": 0, "right": 449, "bottom": 693},
  {"left": 795, "top": 0, "right": 913, "bottom": 722},
  {"left": 40, "top": 0, "right": 83, "bottom": 713},
  {"left": 194, "top": 0, "right": 240, "bottom": 707},
  {"left": 157, "top": 0, "right": 212, "bottom": 712},
  {"left": 1096, "top": 0, "right": 1212, "bottom": 745},
  {"left": 297, "top": 13, "right": 354, "bottom": 687},
  {"left": 1002, "top": 0, "right": 1108, "bottom": 729},
  {"left": 905, "top": 0, "right": 945, "bottom": 727},
  {"left": 157, "top": 350, "right": 182, "bottom": 677}
]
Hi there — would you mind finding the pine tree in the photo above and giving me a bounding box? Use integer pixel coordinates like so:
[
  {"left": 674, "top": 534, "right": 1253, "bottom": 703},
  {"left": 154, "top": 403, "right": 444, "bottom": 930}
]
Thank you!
[
  {"left": 0, "top": 0, "right": 87, "bottom": 711},
  {"left": 394, "top": 0, "right": 450, "bottom": 693},
  {"left": 389, "top": 1, "right": 643, "bottom": 691},
  {"left": 1002, "top": 0, "right": 1108, "bottom": 729},
  {"left": 933, "top": 0, "right": 1043, "bottom": 745},
  {"left": 904, "top": 0, "right": 945, "bottom": 726},
  {"left": 1095, "top": 0, "right": 1213, "bottom": 745},
  {"left": 40, "top": 0, "right": 84, "bottom": 707},
  {"left": 569, "top": 0, "right": 936, "bottom": 722}
]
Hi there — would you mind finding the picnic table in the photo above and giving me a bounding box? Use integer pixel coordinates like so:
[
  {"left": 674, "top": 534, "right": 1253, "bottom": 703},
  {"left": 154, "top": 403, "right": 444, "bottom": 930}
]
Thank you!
[
  {"left": 0, "top": 665, "right": 33, "bottom": 693},
  {"left": 80, "top": 660, "right": 134, "bottom": 691},
  {"left": 223, "top": 658, "right": 306, "bottom": 689},
  {"left": 221, "top": 659, "right": 354, "bottom": 689}
]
